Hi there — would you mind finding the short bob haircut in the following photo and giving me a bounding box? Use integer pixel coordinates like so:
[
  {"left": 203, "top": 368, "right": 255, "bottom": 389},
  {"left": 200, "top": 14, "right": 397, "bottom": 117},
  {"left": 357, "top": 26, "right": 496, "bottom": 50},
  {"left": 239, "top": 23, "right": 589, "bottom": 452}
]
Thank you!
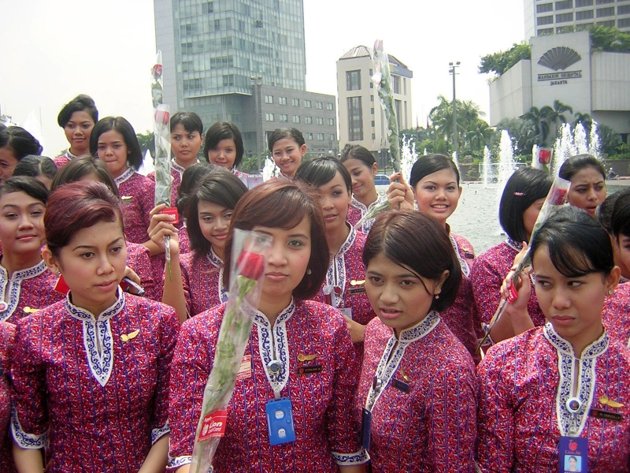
[
  {"left": 203, "top": 121, "right": 244, "bottom": 169},
  {"left": 558, "top": 154, "right": 606, "bottom": 182},
  {"left": 363, "top": 210, "right": 462, "bottom": 312},
  {"left": 223, "top": 178, "right": 328, "bottom": 299},
  {"left": 597, "top": 191, "right": 621, "bottom": 234},
  {"left": 50, "top": 156, "right": 119, "bottom": 197},
  {"left": 267, "top": 127, "right": 306, "bottom": 152},
  {"left": 499, "top": 167, "right": 552, "bottom": 242},
  {"left": 409, "top": 154, "right": 460, "bottom": 188},
  {"left": 45, "top": 181, "right": 124, "bottom": 257},
  {"left": 295, "top": 156, "right": 352, "bottom": 192},
  {"left": 611, "top": 188, "right": 630, "bottom": 238},
  {"left": 89, "top": 116, "right": 144, "bottom": 170},
  {"left": 57, "top": 94, "right": 98, "bottom": 128},
  {"left": 176, "top": 162, "right": 214, "bottom": 215},
  {"left": 186, "top": 167, "right": 248, "bottom": 258},
  {"left": 0, "top": 126, "right": 43, "bottom": 160},
  {"left": 170, "top": 111, "right": 203, "bottom": 134},
  {"left": 0, "top": 176, "right": 49, "bottom": 205},
  {"left": 530, "top": 205, "right": 614, "bottom": 278},
  {"left": 13, "top": 155, "right": 57, "bottom": 182},
  {"left": 339, "top": 144, "right": 376, "bottom": 167}
]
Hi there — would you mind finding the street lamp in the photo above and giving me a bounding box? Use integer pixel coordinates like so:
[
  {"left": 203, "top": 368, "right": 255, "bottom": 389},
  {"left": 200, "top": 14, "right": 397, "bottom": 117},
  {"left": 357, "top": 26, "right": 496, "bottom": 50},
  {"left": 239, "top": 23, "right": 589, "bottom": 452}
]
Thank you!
[{"left": 448, "top": 61, "right": 460, "bottom": 158}]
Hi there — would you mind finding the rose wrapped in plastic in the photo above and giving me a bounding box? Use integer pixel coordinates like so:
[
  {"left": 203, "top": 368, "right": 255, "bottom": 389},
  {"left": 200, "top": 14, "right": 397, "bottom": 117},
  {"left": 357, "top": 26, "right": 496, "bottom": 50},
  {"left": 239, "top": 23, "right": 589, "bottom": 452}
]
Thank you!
[{"left": 190, "top": 229, "right": 272, "bottom": 473}]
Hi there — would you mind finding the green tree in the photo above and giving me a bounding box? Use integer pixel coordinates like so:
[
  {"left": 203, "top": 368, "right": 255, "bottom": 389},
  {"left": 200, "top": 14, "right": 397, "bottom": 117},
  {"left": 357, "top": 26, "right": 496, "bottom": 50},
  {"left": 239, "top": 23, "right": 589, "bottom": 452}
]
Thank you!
[
  {"left": 520, "top": 106, "right": 551, "bottom": 146},
  {"left": 478, "top": 42, "right": 531, "bottom": 77},
  {"left": 590, "top": 25, "right": 630, "bottom": 52},
  {"left": 136, "top": 131, "right": 155, "bottom": 159}
]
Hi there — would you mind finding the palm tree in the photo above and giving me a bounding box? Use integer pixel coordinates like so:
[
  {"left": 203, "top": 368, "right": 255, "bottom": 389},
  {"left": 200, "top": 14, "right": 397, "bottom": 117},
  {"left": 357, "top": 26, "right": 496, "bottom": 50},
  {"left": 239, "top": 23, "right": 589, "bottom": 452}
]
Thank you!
[{"left": 520, "top": 106, "right": 551, "bottom": 147}]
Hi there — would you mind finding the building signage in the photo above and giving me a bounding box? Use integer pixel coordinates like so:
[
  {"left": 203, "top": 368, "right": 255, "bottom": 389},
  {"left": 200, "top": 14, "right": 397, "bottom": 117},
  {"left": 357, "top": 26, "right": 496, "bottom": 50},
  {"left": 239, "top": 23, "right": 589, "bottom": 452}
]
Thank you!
[{"left": 536, "top": 46, "right": 582, "bottom": 85}]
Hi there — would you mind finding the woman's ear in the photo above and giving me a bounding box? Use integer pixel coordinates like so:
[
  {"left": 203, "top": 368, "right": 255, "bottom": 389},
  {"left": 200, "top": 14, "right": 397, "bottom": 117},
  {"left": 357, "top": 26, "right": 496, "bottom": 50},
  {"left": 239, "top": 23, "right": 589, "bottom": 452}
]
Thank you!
[
  {"left": 605, "top": 266, "right": 621, "bottom": 295},
  {"left": 42, "top": 246, "right": 59, "bottom": 274},
  {"left": 434, "top": 269, "right": 450, "bottom": 296}
]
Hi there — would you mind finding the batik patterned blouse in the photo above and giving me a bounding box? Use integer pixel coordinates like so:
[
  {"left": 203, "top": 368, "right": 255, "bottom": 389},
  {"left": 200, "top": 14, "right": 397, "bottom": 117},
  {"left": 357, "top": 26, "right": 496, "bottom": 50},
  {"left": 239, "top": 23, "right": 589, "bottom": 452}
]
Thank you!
[
  {"left": 115, "top": 167, "right": 155, "bottom": 244},
  {"left": 127, "top": 241, "right": 161, "bottom": 301},
  {"left": 312, "top": 228, "right": 375, "bottom": 327},
  {"left": 0, "top": 322, "right": 15, "bottom": 473},
  {"left": 10, "top": 291, "right": 179, "bottom": 473},
  {"left": 0, "top": 260, "right": 62, "bottom": 324},
  {"left": 477, "top": 324, "right": 629, "bottom": 472},
  {"left": 168, "top": 299, "right": 368, "bottom": 472},
  {"left": 603, "top": 281, "right": 630, "bottom": 347},
  {"left": 180, "top": 249, "right": 227, "bottom": 317},
  {"left": 357, "top": 313, "right": 477, "bottom": 472},
  {"left": 471, "top": 240, "right": 546, "bottom": 328},
  {"left": 53, "top": 150, "right": 79, "bottom": 169},
  {"left": 347, "top": 195, "right": 387, "bottom": 234}
]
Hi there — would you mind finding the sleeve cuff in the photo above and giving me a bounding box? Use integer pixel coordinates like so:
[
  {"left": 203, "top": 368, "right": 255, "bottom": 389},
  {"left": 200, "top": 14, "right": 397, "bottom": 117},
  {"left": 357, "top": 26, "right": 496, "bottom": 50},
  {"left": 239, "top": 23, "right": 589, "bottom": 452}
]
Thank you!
[
  {"left": 151, "top": 422, "right": 170, "bottom": 444},
  {"left": 10, "top": 407, "right": 47, "bottom": 449},
  {"left": 167, "top": 455, "right": 193, "bottom": 469},
  {"left": 332, "top": 448, "right": 370, "bottom": 465}
]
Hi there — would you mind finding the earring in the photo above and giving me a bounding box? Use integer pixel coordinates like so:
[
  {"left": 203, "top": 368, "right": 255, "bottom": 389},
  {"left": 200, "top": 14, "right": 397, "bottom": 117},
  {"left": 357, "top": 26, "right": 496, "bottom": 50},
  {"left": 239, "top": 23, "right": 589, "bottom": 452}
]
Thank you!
[
  {"left": 608, "top": 289, "right": 614, "bottom": 295},
  {"left": 434, "top": 294, "right": 440, "bottom": 300},
  {"left": 306, "top": 268, "right": 312, "bottom": 275}
]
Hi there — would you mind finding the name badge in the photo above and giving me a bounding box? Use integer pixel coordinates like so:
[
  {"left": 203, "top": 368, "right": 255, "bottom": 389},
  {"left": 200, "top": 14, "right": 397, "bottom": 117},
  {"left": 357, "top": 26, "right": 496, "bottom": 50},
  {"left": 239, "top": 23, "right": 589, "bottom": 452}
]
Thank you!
[
  {"left": 558, "top": 436, "right": 588, "bottom": 473},
  {"left": 392, "top": 378, "right": 410, "bottom": 393},
  {"left": 298, "top": 364, "right": 323, "bottom": 375},
  {"left": 361, "top": 408, "right": 371, "bottom": 450},
  {"left": 266, "top": 398, "right": 296, "bottom": 446},
  {"left": 589, "top": 408, "right": 622, "bottom": 422},
  {"left": 341, "top": 307, "right": 353, "bottom": 319}
]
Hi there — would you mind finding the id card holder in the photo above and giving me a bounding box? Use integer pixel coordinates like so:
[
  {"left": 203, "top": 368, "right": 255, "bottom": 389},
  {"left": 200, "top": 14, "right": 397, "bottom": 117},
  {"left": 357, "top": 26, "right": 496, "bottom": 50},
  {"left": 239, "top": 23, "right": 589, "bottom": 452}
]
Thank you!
[
  {"left": 265, "top": 398, "right": 296, "bottom": 446},
  {"left": 558, "top": 436, "right": 589, "bottom": 473},
  {"left": 361, "top": 408, "right": 371, "bottom": 450},
  {"left": 341, "top": 307, "right": 353, "bottom": 319}
]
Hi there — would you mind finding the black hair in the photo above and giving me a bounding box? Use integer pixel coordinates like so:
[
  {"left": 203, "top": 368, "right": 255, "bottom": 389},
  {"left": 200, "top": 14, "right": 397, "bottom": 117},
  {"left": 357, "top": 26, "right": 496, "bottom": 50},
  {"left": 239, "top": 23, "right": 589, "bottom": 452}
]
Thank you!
[
  {"left": 267, "top": 127, "right": 306, "bottom": 152},
  {"left": 89, "top": 116, "right": 144, "bottom": 170},
  {"left": 0, "top": 176, "right": 49, "bottom": 204},
  {"left": 409, "top": 154, "right": 460, "bottom": 188},
  {"left": 597, "top": 191, "right": 622, "bottom": 234},
  {"left": 499, "top": 168, "right": 552, "bottom": 242},
  {"left": 57, "top": 94, "right": 98, "bottom": 128},
  {"left": 176, "top": 162, "right": 214, "bottom": 215},
  {"left": 363, "top": 210, "right": 461, "bottom": 312},
  {"left": 13, "top": 155, "right": 57, "bottom": 181},
  {"left": 339, "top": 144, "right": 376, "bottom": 167},
  {"left": 558, "top": 154, "right": 606, "bottom": 182},
  {"left": 0, "top": 126, "right": 43, "bottom": 160},
  {"left": 170, "top": 111, "right": 203, "bottom": 134},
  {"left": 50, "top": 156, "right": 119, "bottom": 197},
  {"left": 530, "top": 206, "right": 614, "bottom": 278},
  {"left": 203, "top": 122, "right": 244, "bottom": 168},
  {"left": 611, "top": 189, "right": 630, "bottom": 238},
  {"left": 186, "top": 168, "right": 248, "bottom": 257},
  {"left": 295, "top": 157, "right": 352, "bottom": 192}
]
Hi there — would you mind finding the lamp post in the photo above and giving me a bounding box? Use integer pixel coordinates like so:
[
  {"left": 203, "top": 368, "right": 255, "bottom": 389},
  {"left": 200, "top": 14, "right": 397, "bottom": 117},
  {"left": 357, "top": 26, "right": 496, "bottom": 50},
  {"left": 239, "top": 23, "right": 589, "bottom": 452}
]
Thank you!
[
  {"left": 250, "top": 75, "right": 263, "bottom": 169},
  {"left": 448, "top": 61, "right": 460, "bottom": 158}
]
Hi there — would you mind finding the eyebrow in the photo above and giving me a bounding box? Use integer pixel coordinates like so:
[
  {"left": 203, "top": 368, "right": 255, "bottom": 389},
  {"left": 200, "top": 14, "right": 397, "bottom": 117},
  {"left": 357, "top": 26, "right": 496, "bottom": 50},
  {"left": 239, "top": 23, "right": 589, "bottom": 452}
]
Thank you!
[
  {"left": 366, "top": 270, "right": 418, "bottom": 279},
  {"left": 72, "top": 237, "right": 124, "bottom": 251}
]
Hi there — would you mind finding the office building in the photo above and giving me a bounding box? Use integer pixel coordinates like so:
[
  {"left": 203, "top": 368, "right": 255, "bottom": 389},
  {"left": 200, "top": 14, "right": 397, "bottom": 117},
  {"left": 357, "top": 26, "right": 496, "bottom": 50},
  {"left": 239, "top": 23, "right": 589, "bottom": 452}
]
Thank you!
[
  {"left": 154, "top": 0, "right": 336, "bottom": 158},
  {"left": 336, "top": 45, "right": 413, "bottom": 161},
  {"left": 524, "top": 0, "right": 630, "bottom": 38}
]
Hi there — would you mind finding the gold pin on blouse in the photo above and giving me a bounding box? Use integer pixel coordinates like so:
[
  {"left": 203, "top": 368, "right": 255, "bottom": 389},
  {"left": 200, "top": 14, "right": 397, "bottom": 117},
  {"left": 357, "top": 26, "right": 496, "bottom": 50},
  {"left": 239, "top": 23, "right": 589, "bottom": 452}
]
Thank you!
[
  {"left": 297, "top": 353, "right": 318, "bottom": 362},
  {"left": 599, "top": 395, "right": 624, "bottom": 409},
  {"left": 121, "top": 329, "right": 140, "bottom": 343},
  {"left": 121, "top": 196, "right": 133, "bottom": 204},
  {"left": 350, "top": 280, "right": 365, "bottom": 286},
  {"left": 399, "top": 369, "right": 410, "bottom": 382},
  {"left": 23, "top": 306, "right": 40, "bottom": 314}
]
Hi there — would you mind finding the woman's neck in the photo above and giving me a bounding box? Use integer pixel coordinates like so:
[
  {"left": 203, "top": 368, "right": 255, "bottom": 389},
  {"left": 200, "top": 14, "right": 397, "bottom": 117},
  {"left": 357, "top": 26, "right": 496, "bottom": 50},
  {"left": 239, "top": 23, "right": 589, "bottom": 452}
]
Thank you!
[
  {"left": 174, "top": 157, "right": 197, "bottom": 169},
  {"left": 356, "top": 189, "right": 378, "bottom": 207},
  {"left": 258, "top": 294, "right": 292, "bottom": 327},
  {"left": 1, "top": 250, "right": 42, "bottom": 276},
  {"left": 212, "top": 245, "right": 225, "bottom": 261},
  {"left": 69, "top": 145, "right": 88, "bottom": 157},
  {"left": 326, "top": 223, "right": 350, "bottom": 256},
  {"left": 568, "top": 322, "right": 605, "bottom": 358}
]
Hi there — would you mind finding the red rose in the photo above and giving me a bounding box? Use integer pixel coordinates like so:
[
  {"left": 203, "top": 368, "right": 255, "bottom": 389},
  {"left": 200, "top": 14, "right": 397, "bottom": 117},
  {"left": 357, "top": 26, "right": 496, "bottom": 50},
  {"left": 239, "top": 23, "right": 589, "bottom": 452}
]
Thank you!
[
  {"left": 538, "top": 148, "right": 552, "bottom": 165},
  {"left": 154, "top": 109, "right": 170, "bottom": 126},
  {"left": 237, "top": 251, "right": 265, "bottom": 280},
  {"left": 151, "top": 64, "right": 163, "bottom": 80}
]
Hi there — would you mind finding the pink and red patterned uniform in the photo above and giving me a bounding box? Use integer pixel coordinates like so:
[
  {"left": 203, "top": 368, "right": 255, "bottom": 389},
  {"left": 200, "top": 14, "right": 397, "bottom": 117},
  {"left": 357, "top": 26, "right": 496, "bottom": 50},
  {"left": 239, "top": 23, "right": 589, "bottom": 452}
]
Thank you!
[
  {"left": 347, "top": 195, "right": 387, "bottom": 234},
  {"left": 0, "top": 322, "right": 15, "bottom": 473},
  {"left": 127, "top": 241, "right": 161, "bottom": 301},
  {"left": 471, "top": 240, "right": 546, "bottom": 327},
  {"left": 180, "top": 250, "right": 226, "bottom": 317},
  {"left": 53, "top": 150, "right": 78, "bottom": 169},
  {"left": 477, "top": 324, "right": 630, "bottom": 472},
  {"left": 603, "top": 281, "right": 630, "bottom": 346},
  {"left": 441, "top": 233, "right": 482, "bottom": 361},
  {"left": 312, "top": 228, "right": 375, "bottom": 327},
  {"left": 357, "top": 314, "right": 477, "bottom": 472},
  {"left": 10, "top": 291, "right": 179, "bottom": 473},
  {"left": 115, "top": 168, "right": 155, "bottom": 244},
  {"left": 0, "top": 260, "right": 62, "bottom": 324},
  {"left": 168, "top": 299, "right": 368, "bottom": 472}
]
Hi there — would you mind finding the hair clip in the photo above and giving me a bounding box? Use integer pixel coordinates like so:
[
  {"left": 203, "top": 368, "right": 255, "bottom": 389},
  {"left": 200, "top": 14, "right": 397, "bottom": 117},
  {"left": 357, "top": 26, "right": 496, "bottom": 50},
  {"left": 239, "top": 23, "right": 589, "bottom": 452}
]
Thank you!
[{"left": 513, "top": 192, "right": 525, "bottom": 196}]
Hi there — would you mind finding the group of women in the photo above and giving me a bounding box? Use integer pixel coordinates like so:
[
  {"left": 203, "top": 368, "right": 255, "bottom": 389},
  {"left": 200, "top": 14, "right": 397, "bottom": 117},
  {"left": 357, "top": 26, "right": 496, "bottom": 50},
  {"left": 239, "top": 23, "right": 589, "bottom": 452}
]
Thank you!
[{"left": 0, "top": 93, "right": 627, "bottom": 472}]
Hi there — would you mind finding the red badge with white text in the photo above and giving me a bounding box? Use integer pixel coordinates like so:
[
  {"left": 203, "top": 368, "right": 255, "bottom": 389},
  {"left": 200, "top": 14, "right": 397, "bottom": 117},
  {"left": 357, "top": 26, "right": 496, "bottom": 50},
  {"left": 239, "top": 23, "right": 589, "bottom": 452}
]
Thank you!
[
  {"left": 198, "top": 409, "right": 228, "bottom": 441},
  {"left": 236, "top": 354, "right": 252, "bottom": 381}
]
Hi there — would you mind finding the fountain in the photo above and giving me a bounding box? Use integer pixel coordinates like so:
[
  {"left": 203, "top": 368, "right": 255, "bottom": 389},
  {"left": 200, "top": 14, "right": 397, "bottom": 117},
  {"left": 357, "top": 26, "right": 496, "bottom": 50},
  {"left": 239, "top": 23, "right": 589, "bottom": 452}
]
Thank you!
[
  {"left": 589, "top": 121, "right": 601, "bottom": 159},
  {"left": 482, "top": 146, "right": 492, "bottom": 188},
  {"left": 573, "top": 122, "right": 589, "bottom": 155},
  {"left": 262, "top": 156, "right": 279, "bottom": 181},
  {"left": 496, "top": 130, "right": 516, "bottom": 197},
  {"left": 552, "top": 123, "right": 576, "bottom": 173}
]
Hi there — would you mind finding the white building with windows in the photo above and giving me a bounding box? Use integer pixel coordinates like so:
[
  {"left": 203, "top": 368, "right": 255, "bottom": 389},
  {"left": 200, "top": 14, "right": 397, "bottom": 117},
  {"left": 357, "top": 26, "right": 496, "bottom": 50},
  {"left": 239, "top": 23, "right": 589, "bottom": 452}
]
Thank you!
[
  {"left": 336, "top": 45, "right": 413, "bottom": 157},
  {"left": 524, "top": 0, "right": 630, "bottom": 38}
]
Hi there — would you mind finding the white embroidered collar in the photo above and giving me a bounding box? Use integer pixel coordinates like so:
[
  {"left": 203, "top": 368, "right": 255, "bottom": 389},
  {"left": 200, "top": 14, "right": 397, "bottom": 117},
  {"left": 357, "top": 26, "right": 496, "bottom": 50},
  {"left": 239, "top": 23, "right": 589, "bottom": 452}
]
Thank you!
[
  {"left": 449, "top": 234, "right": 470, "bottom": 277},
  {"left": 0, "top": 260, "right": 48, "bottom": 322},
  {"left": 65, "top": 288, "right": 126, "bottom": 387},
  {"left": 171, "top": 159, "right": 186, "bottom": 175},
  {"left": 505, "top": 238, "right": 524, "bottom": 251},
  {"left": 543, "top": 323, "right": 608, "bottom": 436},
  {"left": 206, "top": 248, "right": 227, "bottom": 303},
  {"left": 324, "top": 226, "right": 356, "bottom": 307},
  {"left": 114, "top": 167, "right": 135, "bottom": 186}
]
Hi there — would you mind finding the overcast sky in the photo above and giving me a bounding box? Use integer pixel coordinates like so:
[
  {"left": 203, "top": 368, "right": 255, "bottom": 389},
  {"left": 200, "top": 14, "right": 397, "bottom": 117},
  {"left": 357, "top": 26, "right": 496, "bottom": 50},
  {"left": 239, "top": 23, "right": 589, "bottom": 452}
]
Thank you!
[{"left": 0, "top": 0, "right": 525, "bottom": 155}]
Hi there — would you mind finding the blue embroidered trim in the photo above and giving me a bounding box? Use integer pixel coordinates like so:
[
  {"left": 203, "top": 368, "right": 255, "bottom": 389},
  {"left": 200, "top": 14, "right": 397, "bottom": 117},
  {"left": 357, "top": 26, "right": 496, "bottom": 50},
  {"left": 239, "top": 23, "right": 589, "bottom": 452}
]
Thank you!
[
  {"left": 332, "top": 448, "right": 370, "bottom": 465},
  {"left": 351, "top": 196, "right": 386, "bottom": 233},
  {"left": 0, "top": 260, "right": 48, "bottom": 322},
  {"left": 505, "top": 238, "right": 523, "bottom": 251},
  {"left": 324, "top": 226, "right": 356, "bottom": 307},
  {"left": 151, "top": 423, "right": 170, "bottom": 444},
  {"left": 167, "top": 455, "right": 193, "bottom": 468},
  {"left": 114, "top": 167, "right": 135, "bottom": 186},
  {"left": 207, "top": 250, "right": 228, "bottom": 303},
  {"left": 66, "top": 289, "right": 125, "bottom": 386},
  {"left": 449, "top": 235, "right": 470, "bottom": 277},
  {"left": 11, "top": 407, "right": 47, "bottom": 449},
  {"left": 544, "top": 323, "right": 608, "bottom": 436},
  {"left": 171, "top": 159, "right": 186, "bottom": 176}
]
